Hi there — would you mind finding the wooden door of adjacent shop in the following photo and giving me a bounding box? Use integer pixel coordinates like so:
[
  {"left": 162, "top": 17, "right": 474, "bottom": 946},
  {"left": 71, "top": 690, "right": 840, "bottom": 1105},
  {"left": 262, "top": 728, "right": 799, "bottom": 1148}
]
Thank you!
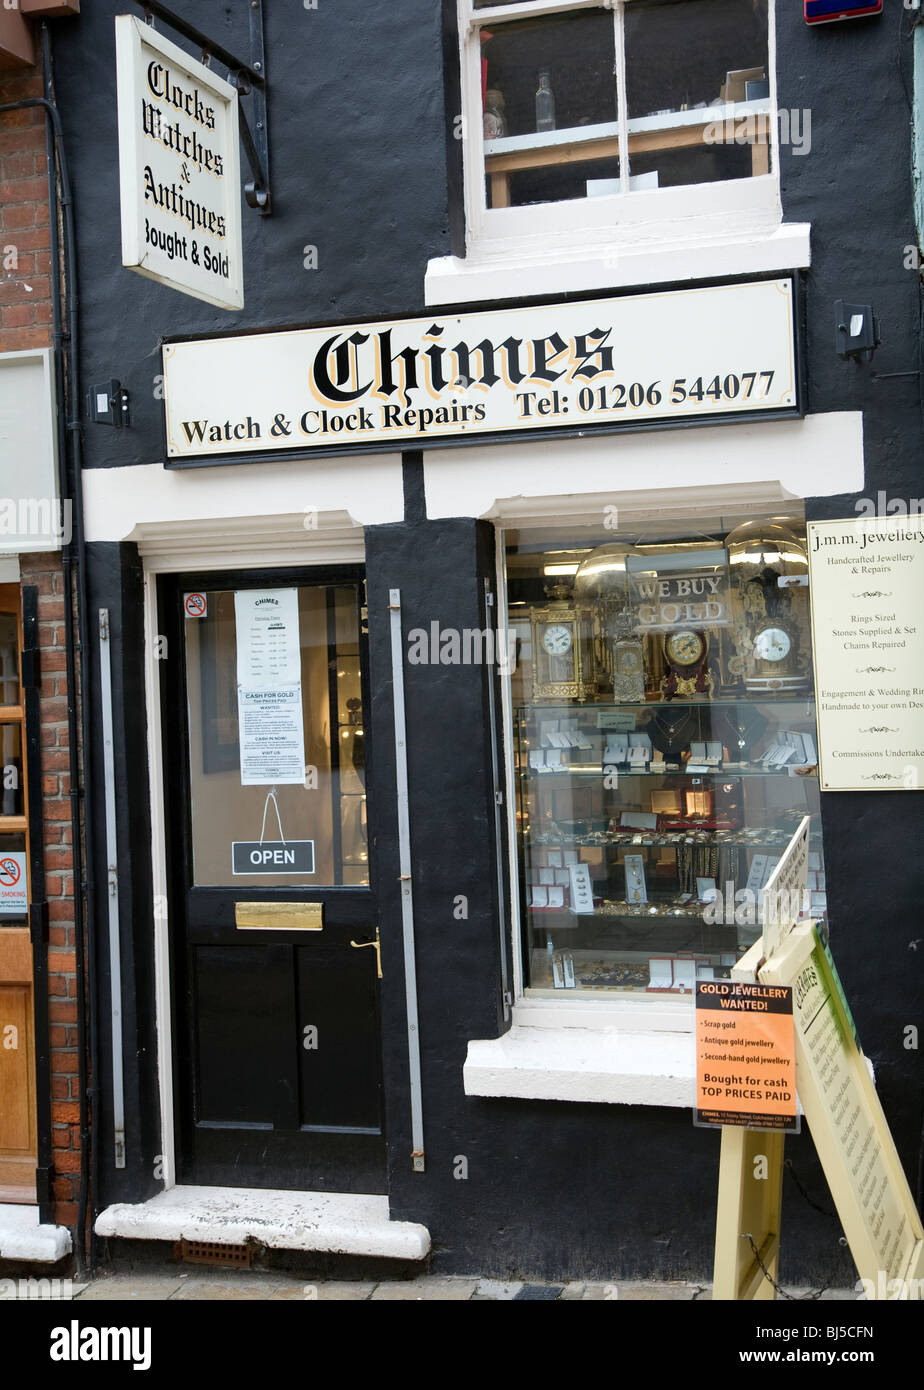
[
  {"left": 0, "top": 585, "right": 36, "bottom": 1202},
  {"left": 161, "top": 569, "right": 386, "bottom": 1193}
]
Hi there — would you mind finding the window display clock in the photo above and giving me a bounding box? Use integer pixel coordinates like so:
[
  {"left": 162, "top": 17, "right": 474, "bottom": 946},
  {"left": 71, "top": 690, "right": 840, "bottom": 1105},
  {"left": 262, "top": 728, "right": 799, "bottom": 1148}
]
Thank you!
[
  {"left": 726, "top": 520, "right": 811, "bottom": 694},
  {"left": 660, "top": 629, "right": 715, "bottom": 699},
  {"left": 609, "top": 603, "right": 646, "bottom": 703},
  {"left": 530, "top": 601, "right": 596, "bottom": 700},
  {"left": 543, "top": 623, "right": 572, "bottom": 657},
  {"left": 753, "top": 626, "right": 791, "bottom": 662},
  {"left": 747, "top": 614, "right": 807, "bottom": 692},
  {"left": 612, "top": 635, "right": 645, "bottom": 702}
]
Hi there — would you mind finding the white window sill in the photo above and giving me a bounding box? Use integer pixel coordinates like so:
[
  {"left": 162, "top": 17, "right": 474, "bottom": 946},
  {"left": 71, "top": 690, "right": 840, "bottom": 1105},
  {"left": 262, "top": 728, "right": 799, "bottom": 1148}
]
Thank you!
[
  {"left": 463, "top": 997, "right": 696, "bottom": 1108},
  {"left": 464, "top": 998, "right": 873, "bottom": 1108},
  {"left": 425, "top": 221, "right": 810, "bottom": 307}
]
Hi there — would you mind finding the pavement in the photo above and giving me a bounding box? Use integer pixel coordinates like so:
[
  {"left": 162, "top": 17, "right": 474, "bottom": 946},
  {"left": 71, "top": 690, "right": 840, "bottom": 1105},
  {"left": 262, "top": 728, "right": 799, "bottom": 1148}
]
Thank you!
[{"left": 4, "top": 1268, "right": 862, "bottom": 1301}]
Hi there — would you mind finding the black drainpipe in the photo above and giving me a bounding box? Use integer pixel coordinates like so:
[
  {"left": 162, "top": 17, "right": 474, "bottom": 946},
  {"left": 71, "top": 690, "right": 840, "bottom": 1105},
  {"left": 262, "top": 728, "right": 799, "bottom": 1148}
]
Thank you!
[{"left": 0, "top": 23, "right": 99, "bottom": 1272}]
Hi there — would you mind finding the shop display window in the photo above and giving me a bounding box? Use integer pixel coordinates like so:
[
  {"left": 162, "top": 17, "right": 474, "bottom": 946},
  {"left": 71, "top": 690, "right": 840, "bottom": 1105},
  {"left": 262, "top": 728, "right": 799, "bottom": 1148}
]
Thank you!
[
  {"left": 465, "top": 0, "right": 770, "bottom": 212},
  {"left": 505, "top": 511, "right": 827, "bottom": 996}
]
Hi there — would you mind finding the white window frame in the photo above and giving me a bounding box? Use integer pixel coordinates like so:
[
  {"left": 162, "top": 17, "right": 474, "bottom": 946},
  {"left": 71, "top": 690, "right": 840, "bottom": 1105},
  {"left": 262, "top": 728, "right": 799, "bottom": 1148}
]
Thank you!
[
  {"left": 460, "top": 423, "right": 861, "bottom": 1105},
  {"left": 429, "top": 0, "right": 802, "bottom": 306}
]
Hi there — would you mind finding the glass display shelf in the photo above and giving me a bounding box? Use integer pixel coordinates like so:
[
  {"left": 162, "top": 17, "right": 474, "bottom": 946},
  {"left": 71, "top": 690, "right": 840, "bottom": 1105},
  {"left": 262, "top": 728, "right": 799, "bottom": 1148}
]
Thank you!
[
  {"left": 523, "top": 767, "right": 815, "bottom": 777},
  {"left": 514, "top": 697, "right": 826, "bottom": 995}
]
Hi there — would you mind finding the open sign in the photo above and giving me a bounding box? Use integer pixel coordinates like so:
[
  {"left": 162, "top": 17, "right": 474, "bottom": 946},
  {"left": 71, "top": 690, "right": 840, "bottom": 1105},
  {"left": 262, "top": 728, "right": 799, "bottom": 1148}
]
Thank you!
[{"left": 232, "top": 840, "right": 315, "bottom": 875}]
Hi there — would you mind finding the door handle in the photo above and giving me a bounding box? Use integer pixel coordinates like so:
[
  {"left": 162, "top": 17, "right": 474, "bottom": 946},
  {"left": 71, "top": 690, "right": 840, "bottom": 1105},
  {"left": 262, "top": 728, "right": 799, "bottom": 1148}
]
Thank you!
[{"left": 350, "top": 926, "right": 382, "bottom": 979}]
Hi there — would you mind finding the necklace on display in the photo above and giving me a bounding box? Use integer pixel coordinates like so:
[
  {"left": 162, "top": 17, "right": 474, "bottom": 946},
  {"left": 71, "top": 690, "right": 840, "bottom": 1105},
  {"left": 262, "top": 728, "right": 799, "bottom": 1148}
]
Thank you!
[
  {"left": 717, "top": 706, "right": 767, "bottom": 757},
  {"left": 652, "top": 709, "right": 695, "bottom": 740}
]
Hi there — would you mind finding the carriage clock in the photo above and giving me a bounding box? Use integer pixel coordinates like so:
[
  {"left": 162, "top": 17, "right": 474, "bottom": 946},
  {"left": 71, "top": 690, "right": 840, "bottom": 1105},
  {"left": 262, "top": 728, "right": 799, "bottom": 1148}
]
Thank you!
[{"left": 529, "top": 586, "right": 596, "bottom": 700}]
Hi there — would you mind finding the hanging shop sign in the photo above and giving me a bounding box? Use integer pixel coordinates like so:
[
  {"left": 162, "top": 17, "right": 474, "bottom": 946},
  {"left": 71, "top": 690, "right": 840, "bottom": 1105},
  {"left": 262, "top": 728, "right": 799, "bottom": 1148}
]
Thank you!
[
  {"left": 234, "top": 590, "right": 305, "bottom": 786},
  {"left": 807, "top": 516, "right": 924, "bottom": 791},
  {"left": 161, "top": 278, "right": 799, "bottom": 461},
  {"left": 115, "top": 15, "right": 244, "bottom": 310}
]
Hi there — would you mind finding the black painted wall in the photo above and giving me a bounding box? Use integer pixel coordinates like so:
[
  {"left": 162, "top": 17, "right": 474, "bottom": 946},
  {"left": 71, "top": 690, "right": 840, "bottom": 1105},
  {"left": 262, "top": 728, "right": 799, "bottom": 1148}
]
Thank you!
[
  {"left": 778, "top": 12, "right": 924, "bottom": 1229},
  {"left": 54, "top": 2, "right": 923, "bottom": 1282},
  {"left": 84, "top": 542, "right": 160, "bottom": 1208}
]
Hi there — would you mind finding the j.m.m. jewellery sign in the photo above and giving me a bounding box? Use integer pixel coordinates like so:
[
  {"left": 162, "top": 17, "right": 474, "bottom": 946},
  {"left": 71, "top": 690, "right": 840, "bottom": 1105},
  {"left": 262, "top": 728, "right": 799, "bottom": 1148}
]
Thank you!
[
  {"left": 162, "top": 278, "right": 799, "bottom": 460},
  {"left": 807, "top": 516, "right": 924, "bottom": 790}
]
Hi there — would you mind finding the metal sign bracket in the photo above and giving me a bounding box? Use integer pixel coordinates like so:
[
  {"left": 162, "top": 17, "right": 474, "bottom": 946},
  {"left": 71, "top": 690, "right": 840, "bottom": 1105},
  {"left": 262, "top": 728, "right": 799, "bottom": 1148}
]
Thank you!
[{"left": 137, "top": 0, "right": 272, "bottom": 215}]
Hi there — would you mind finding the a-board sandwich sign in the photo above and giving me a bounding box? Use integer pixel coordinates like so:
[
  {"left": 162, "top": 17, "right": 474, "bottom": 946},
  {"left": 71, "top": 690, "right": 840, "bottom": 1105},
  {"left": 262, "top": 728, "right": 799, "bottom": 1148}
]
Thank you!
[
  {"left": 760, "top": 921, "right": 924, "bottom": 1296},
  {"left": 759, "top": 813, "right": 811, "bottom": 959},
  {"left": 115, "top": 14, "right": 244, "bottom": 310}
]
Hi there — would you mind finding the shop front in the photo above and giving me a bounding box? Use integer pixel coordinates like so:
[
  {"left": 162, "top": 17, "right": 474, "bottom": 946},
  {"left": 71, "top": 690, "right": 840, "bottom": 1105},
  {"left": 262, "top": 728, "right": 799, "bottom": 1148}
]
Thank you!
[
  {"left": 3, "top": 0, "right": 909, "bottom": 1290},
  {"left": 81, "top": 268, "right": 881, "bottom": 1283}
]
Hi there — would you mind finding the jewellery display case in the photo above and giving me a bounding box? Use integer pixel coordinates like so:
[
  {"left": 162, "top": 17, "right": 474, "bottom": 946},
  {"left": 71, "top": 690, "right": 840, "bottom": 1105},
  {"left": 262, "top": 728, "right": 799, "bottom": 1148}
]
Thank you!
[
  {"left": 516, "top": 697, "right": 825, "bottom": 995},
  {"left": 506, "top": 513, "right": 824, "bottom": 997}
]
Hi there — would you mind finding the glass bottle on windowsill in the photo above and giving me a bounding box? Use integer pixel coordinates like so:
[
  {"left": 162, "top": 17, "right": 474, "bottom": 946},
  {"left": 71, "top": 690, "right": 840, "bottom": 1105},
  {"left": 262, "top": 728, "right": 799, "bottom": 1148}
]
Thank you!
[{"left": 535, "top": 69, "right": 556, "bottom": 133}]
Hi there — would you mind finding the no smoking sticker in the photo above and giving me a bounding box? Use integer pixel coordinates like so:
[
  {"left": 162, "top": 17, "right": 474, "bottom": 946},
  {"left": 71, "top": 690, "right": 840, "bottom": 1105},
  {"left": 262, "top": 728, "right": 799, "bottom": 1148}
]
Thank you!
[
  {"left": 184, "top": 592, "right": 207, "bottom": 619},
  {"left": 0, "top": 852, "right": 27, "bottom": 915}
]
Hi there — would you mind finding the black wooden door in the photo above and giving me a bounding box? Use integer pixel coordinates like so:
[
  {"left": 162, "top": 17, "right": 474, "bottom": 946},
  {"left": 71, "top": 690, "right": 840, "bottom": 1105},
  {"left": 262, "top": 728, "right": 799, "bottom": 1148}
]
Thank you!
[{"left": 160, "top": 568, "right": 385, "bottom": 1193}]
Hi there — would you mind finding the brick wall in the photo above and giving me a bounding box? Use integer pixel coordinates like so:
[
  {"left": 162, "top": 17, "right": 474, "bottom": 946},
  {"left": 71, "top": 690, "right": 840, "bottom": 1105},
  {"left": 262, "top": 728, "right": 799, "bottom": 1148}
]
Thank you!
[
  {"left": 2, "top": 61, "right": 82, "bottom": 1236},
  {"left": 18, "top": 554, "right": 80, "bottom": 1232},
  {"left": 0, "top": 70, "right": 52, "bottom": 350}
]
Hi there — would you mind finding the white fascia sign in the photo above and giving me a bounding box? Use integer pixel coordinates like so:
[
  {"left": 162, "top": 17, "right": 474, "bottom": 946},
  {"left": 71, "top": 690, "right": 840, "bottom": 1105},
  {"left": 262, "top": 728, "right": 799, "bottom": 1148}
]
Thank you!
[
  {"left": 162, "top": 278, "right": 799, "bottom": 461},
  {"left": 115, "top": 14, "right": 244, "bottom": 310}
]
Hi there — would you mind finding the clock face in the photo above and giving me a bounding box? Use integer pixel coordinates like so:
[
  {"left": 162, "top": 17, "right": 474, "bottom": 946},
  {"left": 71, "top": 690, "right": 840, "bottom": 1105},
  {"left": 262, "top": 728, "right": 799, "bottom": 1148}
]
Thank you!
[
  {"left": 542, "top": 623, "right": 573, "bottom": 656},
  {"left": 615, "top": 644, "right": 641, "bottom": 674},
  {"left": 666, "top": 630, "right": 705, "bottom": 667},
  {"left": 754, "top": 626, "right": 791, "bottom": 662}
]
